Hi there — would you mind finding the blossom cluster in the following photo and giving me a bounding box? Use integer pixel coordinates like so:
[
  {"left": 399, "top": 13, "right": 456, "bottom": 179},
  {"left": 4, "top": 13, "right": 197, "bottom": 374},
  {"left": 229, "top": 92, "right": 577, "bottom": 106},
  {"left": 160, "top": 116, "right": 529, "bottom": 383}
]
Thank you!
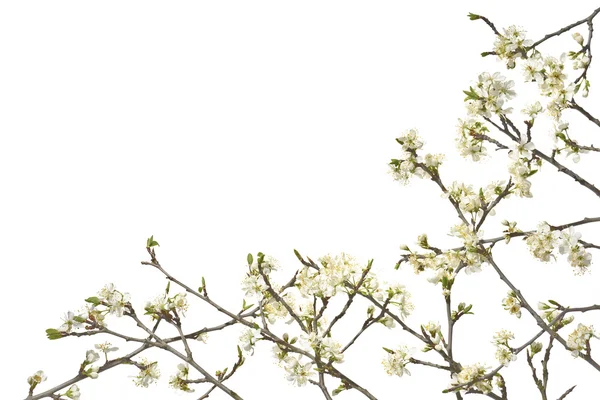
[
  {"left": 133, "top": 358, "right": 161, "bottom": 387},
  {"left": 449, "top": 363, "right": 492, "bottom": 394},
  {"left": 492, "top": 330, "right": 517, "bottom": 366},
  {"left": 538, "top": 301, "right": 575, "bottom": 328},
  {"left": 525, "top": 222, "right": 558, "bottom": 262},
  {"left": 169, "top": 363, "right": 195, "bottom": 392},
  {"left": 444, "top": 180, "right": 507, "bottom": 218},
  {"left": 567, "top": 323, "right": 598, "bottom": 357},
  {"left": 507, "top": 137, "right": 537, "bottom": 198},
  {"left": 464, "top": 72, "right": 516, "bottom": 118},
  {"left": 296, "top": 253, "right": 361, "bottom": 298},
  {"left": 502, "top": 291, "right": 522, "bottom": 318},
  {"left": 54, "top": 283, "right": 131, "bottom": 334},
  {"left": 522, "top": 52, "right": 576, "bottom": 119},
  {"left": 526, "top": 223, "right": 592, "bottom": 273},
  {"left": 382, "top": 346, "right": 412, "bottom": 377},
  {"left": 82, "top": 349, "right": 101, "bottom": 379},
  {"left": 276, "top": 354, "right": 315, "bottom": 386},
  {"left": 422, "top": 321, "right": 444, "bottom": 352},
  {"left": 455, "top": 118, "right": 489, "bottom": 161},
  {"left": 449, "top": 224, "right": 486, "bottom": 274},
  {"left": 241, "top": 253, "right": 280, "bottom": 298},
  {"left": 374, "top": 283, "right": 415, "bottom": 319},
  {"left": 493, "top": 25, "right": 533, "bottom": 69},
  {"left": 559, "top": 227, "right": 593, "bottom": 273},
  {"left": 240, "top": 327, "right": 262, "bottom": 354},
  {"left": 144, "top": 292, "right": 189, "bottom": 320},
  {"left": 552, "top": 121, "right": 587, "bottom": 163},
  {"left": 389, "top": 129, "right": 443, "bottom": 184},
  {"left": 302, "top": 333, "right": 344, "bottom": 364}
]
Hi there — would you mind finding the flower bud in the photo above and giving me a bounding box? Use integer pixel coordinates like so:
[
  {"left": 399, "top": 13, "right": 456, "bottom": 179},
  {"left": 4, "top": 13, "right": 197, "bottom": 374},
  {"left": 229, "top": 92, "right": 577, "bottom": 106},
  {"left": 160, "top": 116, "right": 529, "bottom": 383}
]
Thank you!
[
  {"left": 530, "top": 341, "right": 543, "bottom": 355},
  {"left": 572, "top": 32, "right": 584, "bottom": 46}
]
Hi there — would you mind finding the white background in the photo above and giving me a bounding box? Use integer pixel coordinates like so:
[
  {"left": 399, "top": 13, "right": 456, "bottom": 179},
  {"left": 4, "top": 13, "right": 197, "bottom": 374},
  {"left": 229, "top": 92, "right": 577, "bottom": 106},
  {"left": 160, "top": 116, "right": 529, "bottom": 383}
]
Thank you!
[{"left": 2, "top": 1, "right": 599, "bottom": 399}]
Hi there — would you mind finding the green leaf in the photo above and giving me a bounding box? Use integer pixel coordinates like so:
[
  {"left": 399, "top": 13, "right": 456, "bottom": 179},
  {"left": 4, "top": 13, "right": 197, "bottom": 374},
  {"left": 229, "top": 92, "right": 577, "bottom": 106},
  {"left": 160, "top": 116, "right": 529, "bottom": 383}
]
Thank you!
[
  {"left": 382, "top": 347, "right": 395, "bottom": 354},
  {"left": 293, "top": 249, "right": 304, "bottom": 263},
  {"left": 548, "top": 299, "right": 561, "bottom": 307},
  {"left": 46, "top": 328, "right": 63, "bottom": 340},
  {"left": 467, "top": 12, "right": 480, "bottom": 20},
  {"left": 247, "top": 253, "right": 253, "bottom": 266},
  {"left": 73, "top": 316, "right": 87, "bottom": 323},
  {"left": 146, "top": 235, "right": 160, "bottom": 248},
  {"left": 85, "top": 296, "right": 101, "bottom": 305},
  {"left": 165, "top": 281, "right": 171, "bottom": 294}
]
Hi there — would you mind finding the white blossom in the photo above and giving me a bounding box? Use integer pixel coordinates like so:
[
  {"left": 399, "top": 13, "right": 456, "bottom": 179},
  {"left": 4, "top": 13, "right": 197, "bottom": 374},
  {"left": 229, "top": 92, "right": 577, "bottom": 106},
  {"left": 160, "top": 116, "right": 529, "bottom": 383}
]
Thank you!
[{"left": 382, "top": 346, "right": 412, "bottom": 377}]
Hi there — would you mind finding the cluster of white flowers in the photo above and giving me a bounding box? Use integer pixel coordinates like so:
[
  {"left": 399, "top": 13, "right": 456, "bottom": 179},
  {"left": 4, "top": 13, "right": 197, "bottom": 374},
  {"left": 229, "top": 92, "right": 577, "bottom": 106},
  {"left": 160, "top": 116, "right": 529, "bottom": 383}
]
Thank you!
[
  {"left": 507, "top": 136, "right": 536, "bottom": 198},
  {"left": 261, "top": 295, "right": 292, "bottom": 324},
  {"left": 449, "top": 363, "right": 492, "bottom": 394},
  {"left": 526, "top": 224, "right": 592, "bottom": 273},
  {"left": 280, "top": 355, "right": 315, "bottom": 386},
  {"left": 552, "top": 121, "right": 587, "bottom": 163},
  {"left": 389, "top": 129, "right": 443, "bottom": 184},
  {"left": 302, "top": 333, "right": 344, "bottom": 364},
  {"left": 502, "top": 291, "right": 522, "bottom": 318},
  {"left": 404, "top": 249, "right": 460, "bottom": 291},
  {"left": 449, "top": 224, "right": 486, "bottom": 274},
  {"left": 64, "top": 283, "right": 131, "bottom": 329},
  {"left": 241, "top": 254, "right": 280, "bottom": 298},
  {"left": 501, "top": 220, "right": 521, "bottom": 243},
  {"left": 422, "top": 321, "right": 444, "bottom": 351},
  {"left": 444, "top": 180, "right": 507, "bottom": 218},
  {"left": 445, "top": 182, "right": 482, "bottom": 214},
  {"left": 567, "top": 323, "right": 598, "bottom": 357},
  {"left": 492, "top": 330, "right": 517, "bottom": 366},
  {"left": 296, "top": 253, "right": 362, "bottom": 298},
  {"left": 449, "top": 224, "right": 481, "bottom": 249},
  {"left": 382, "top": 346, "right": 412, "bottom": 377},
  {"left": 98, "top": 283, "right": 131, "bottom": 317},
  {"left": 464, "top": 72, "right": 516, "bottom": 118},
  {"left": 559, "top": 227, "right": 593, "bottom": 273},
  {"left": 133, "top": 359, "right": 161, "bottom": 387},
  {"left": 240, "top": 327, "right": 262, "bottom": 354},
  {"left": 525, "top": 222, "right": 558, "bottom": 262},
  {"left": 522, "top": 52, "right": 576, "bottom": 119},
  {"left": 494, "top": 25, "right": 533, "bottom": 69},
  {"left": 455, "top": 119, "right": 490, "bottom": 161},
  {"left": 569, "top": 33, "right": 590, "bottom": 93},
  {"left": 169, "top": 363, "right": 195, "bottom": 392},
  {"left": 144, "top": 292, "right": 189, "bottom": 320},
  {"left": 82, "top": 349, "right": 100, "bottom": 379},
  {"left": 374, "top": 283, "right": 415, "bottom": 319}
]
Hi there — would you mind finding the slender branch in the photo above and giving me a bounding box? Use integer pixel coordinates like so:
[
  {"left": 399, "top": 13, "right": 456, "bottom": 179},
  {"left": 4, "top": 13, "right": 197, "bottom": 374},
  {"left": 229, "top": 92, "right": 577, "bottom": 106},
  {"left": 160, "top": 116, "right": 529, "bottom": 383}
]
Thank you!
[
  {"left": 410, "top": 358, "right": 453, "bottom": 371},
  {"left": 529, "top": 7, "right": 600, "bottom": 49},
  {"left": 557, "top": 385, "right": 577, "bottom": 399},
  {"left": 569, "top": 99, "right": 600, "bottom": 129}
]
